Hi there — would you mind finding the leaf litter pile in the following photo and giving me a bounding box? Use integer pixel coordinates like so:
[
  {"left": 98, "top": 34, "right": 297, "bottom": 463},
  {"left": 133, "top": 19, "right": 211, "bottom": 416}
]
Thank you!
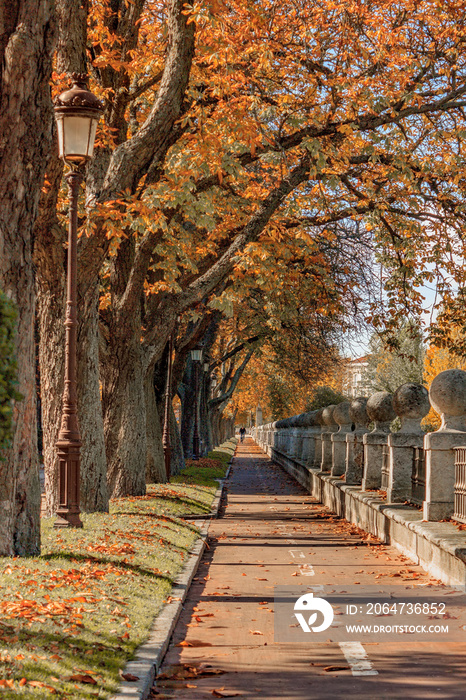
[
  {"left": 0, "top": 468, "right": 225, "bottom": 698},
  {"left": 150, "top": 663, "right": 243, "bottom": 699}
]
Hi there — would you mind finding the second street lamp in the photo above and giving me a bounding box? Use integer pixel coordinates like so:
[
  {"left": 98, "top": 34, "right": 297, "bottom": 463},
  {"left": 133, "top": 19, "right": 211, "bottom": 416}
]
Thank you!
[
  {"left": 191, "top": 347, "right": 202, "bottom": 460},
  {"left": 162, "top": 330, "right": 174, "bottom": 482},
  {"left": 53, "top": 73, "right": 102, "bottom": 528}
]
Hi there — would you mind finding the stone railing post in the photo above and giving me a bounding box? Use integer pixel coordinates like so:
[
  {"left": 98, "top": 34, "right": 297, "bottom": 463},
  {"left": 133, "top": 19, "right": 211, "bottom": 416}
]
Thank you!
[
  {"left": 362, "top": 392, "right": 396, "bottom": 491},
  {"left": 312, "top": 409, "right": 325, "bottom": 468},
  {"left": 423, "top": 369, "right": 466, "bottom": 521},
  {"left": 277, "top": 425, "right": 283, "bottom": 451},
  {"left": 284, "top": 421, "right": 293, "bottom": 454},
  {"left": 387, "top": 383, "right": 430, "bottom": 503},
  {"left": 271, "top": 422, "right": 278, "bottom": 453},
  {"left": 290, "top": 417, "right": 303, "bottom": 459},
  {"left": 345, "top": 397, "right": 369, "bottom": 484},
  {"left": 320, "top": 405, "right": 338, "bottom": 472},
  {"left": 275, "top": 419, "right": 288, "bottom": 453},
  {"left": 301, "top": 411, "right": 319, "bottom": 466},
  {"left": 277, "top": 425, "right": 284, "bottom": 452},
  {"left": 331, "top": 402, "right": 353, "bottom": 476}
]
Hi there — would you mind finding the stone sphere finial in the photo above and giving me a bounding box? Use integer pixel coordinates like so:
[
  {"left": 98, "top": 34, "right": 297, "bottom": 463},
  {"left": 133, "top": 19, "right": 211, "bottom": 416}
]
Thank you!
[
  {"left": 333, "top": 402, "right": 352, "bottom": 431},
  {"left": 366, "top": 391, "right": 396, "bottom": 432},
  {"left": 393, "top": 383, "right": 430, "bottom": 433},
  {"left": 429, "top": 369, "right": 466, "bottom": 431},
  {"left": 322, "top": 404, "right": 338, "bottom": 429},
  {"left": 349, "top": 397, "right": 369, "bottom": 428}
]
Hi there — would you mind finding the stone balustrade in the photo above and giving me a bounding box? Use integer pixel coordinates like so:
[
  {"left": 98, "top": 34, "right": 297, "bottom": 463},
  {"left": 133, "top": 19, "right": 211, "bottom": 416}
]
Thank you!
[
  {"left": 320, "top": 405, "right": 338, "bottom": 472},
  {"left": 345, "top": 397, "right": 369, "bottom": 485},
  {"left": 252, "top": 369, "right": 466, "bottom": 523},
  {"left": 387, "top": 383, "right": 430, "bottom": 503},
  {"left": 331, "top": 402, "right": 352, "bottom": 477}
]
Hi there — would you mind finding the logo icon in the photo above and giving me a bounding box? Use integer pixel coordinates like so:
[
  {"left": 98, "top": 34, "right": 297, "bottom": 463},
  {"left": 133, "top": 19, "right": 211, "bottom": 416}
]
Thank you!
[{"left": 294, "top": 592, "right": 334, "bottom": 633}]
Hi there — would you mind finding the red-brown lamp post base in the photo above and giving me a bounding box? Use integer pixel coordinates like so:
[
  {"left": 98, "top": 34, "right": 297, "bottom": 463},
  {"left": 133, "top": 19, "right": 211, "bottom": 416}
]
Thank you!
[{"left": 54, "top": 440, "right": 83, "bottom": 528}]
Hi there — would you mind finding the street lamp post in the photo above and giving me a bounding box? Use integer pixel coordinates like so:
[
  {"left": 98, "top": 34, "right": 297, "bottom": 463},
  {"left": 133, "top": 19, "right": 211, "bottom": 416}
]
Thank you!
[
  {"left": 53, "top": 73, "right": 102, "bottom": 528},
  {"left": 202, "top": 360, "right": 210, "bottom": 455},
  {"left": 162, "top": 330, "right": 174, "bottom": 481},
  {"left": 191, "top": 346, "right": 202, "bottom": 460}
]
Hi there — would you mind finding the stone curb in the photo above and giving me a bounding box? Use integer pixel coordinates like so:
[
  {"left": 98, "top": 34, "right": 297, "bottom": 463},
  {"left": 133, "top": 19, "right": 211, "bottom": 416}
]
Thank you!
[{"left": 110, "top": 471, "right": 230, "bottom": 700}]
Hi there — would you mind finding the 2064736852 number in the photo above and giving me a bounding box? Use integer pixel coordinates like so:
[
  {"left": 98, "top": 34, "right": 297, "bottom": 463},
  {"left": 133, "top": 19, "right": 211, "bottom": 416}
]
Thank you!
[{"left": 365, "top": 602, "right": 446, "bottom": 615}]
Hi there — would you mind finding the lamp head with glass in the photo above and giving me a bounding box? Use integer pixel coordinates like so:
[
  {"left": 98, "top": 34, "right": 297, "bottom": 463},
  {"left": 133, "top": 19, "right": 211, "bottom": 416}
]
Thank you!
[
  {"left": 54, "top": 73, "right": 103, "bottom": 167},
  {"left": 190, "top": 347, "right": 203, "bottom": 362}
]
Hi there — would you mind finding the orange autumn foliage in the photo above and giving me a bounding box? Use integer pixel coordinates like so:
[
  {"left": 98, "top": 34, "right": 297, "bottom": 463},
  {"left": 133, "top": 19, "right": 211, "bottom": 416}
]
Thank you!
[{"left": 423, "top": 337, "right": 466, "bottom": 430}]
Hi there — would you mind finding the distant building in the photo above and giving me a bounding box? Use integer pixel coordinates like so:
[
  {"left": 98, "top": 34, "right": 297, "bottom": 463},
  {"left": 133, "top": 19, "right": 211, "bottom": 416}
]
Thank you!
[{"left": 342, "top": 356, "right": 370, "bottom": 398}]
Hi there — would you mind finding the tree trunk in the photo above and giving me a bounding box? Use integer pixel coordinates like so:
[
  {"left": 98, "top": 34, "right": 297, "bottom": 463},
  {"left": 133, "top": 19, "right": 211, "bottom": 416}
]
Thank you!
[
  {"left": 0, "top": 0, "right": 55, "bottom": 556},
  {"left": 145, "top": 371, "right": 165, "bottom": 483},
  {"left": 180, "top": 360, "right": 196, "bottom": 460},
  {"left": 207, "top": 406, "right": 215, "bottom": 452},
  {"left": 102, "top": 322, "right": 147, "bottom": 498},
  {"left": 210, "top": 407, "right": 221, "bottom": 449},
  {"left": 199, "top": 373, "right": 211, "bottom": 455},
  {"left": 151, "top": 345, "right": 185, "bottom": 479},
  {"left": 77, "top": 284, "right": 108, "bottom": 511},
  {"left": 36, "top": 252, "right": 65, "bottom": 517}
]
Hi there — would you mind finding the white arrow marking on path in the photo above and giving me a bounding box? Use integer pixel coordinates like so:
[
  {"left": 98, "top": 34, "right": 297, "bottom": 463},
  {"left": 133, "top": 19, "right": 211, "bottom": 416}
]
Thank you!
[{"left": 289, "top": 549, "right": 306, "bottom": 559}]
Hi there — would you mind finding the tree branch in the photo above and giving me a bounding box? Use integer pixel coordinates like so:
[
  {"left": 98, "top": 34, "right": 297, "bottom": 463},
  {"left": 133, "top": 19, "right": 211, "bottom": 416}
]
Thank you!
[{"left": 209, "top": 349, "right": 254, "bottom": 409}]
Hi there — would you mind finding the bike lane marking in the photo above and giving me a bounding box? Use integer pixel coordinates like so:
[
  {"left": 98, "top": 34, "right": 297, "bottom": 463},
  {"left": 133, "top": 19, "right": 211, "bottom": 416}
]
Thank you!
[{"left": 338, "top": 641, "right": 378, "bottom": 676}]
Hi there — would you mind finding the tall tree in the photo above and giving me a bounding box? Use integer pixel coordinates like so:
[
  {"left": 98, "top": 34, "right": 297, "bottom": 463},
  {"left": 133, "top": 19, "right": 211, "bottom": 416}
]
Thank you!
[{"left": 0, "top": 0, "right": 56, "bottom": 554}]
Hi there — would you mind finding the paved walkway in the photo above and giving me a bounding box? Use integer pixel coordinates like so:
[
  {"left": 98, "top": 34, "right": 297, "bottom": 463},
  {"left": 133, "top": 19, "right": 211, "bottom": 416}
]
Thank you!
[{"left": 153, "top": 439, "right": 466, "bottom": 699}]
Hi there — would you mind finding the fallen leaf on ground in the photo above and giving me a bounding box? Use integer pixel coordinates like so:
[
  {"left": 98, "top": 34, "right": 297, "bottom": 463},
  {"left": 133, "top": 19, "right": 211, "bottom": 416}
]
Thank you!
[
  {"left": 250, "top": 630, "right": 263, "bottom": 635},
  {"left": 120, "top": 671, "right": 140, "bottom": 681},
  {"left": 69, "top": 674, "right": 97, "bottom": 684},
  {"left": 212, "top": 690, "right": 242, "bottom": 698},
  {"left": 323, "top": 666, "right": 350, "bottom": 672},
  {"left": 158, "top": 664, "right": 224, "bottom": 681}
]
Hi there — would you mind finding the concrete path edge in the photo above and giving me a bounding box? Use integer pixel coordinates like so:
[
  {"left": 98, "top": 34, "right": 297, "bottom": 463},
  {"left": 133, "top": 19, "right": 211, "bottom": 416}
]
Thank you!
[{"left": 110, "top": 463, "right": 231, "bottom": 700}]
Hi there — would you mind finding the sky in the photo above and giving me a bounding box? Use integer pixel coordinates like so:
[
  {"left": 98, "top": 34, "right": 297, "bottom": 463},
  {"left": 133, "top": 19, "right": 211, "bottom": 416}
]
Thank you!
[{"left": 342, "top": 278, "right": 441, "bottom": 360}]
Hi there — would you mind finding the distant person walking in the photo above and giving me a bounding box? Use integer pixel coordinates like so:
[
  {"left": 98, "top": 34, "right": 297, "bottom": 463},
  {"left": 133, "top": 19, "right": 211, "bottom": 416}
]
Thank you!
[{"left": 239, "top": 426, "right": 246, "bottom": 443}]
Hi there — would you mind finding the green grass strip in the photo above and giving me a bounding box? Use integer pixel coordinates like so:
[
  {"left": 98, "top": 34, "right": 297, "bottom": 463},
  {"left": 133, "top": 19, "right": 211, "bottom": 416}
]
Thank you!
[{"left": 0, "top": 458, "right": 227, "bottom": 698}]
